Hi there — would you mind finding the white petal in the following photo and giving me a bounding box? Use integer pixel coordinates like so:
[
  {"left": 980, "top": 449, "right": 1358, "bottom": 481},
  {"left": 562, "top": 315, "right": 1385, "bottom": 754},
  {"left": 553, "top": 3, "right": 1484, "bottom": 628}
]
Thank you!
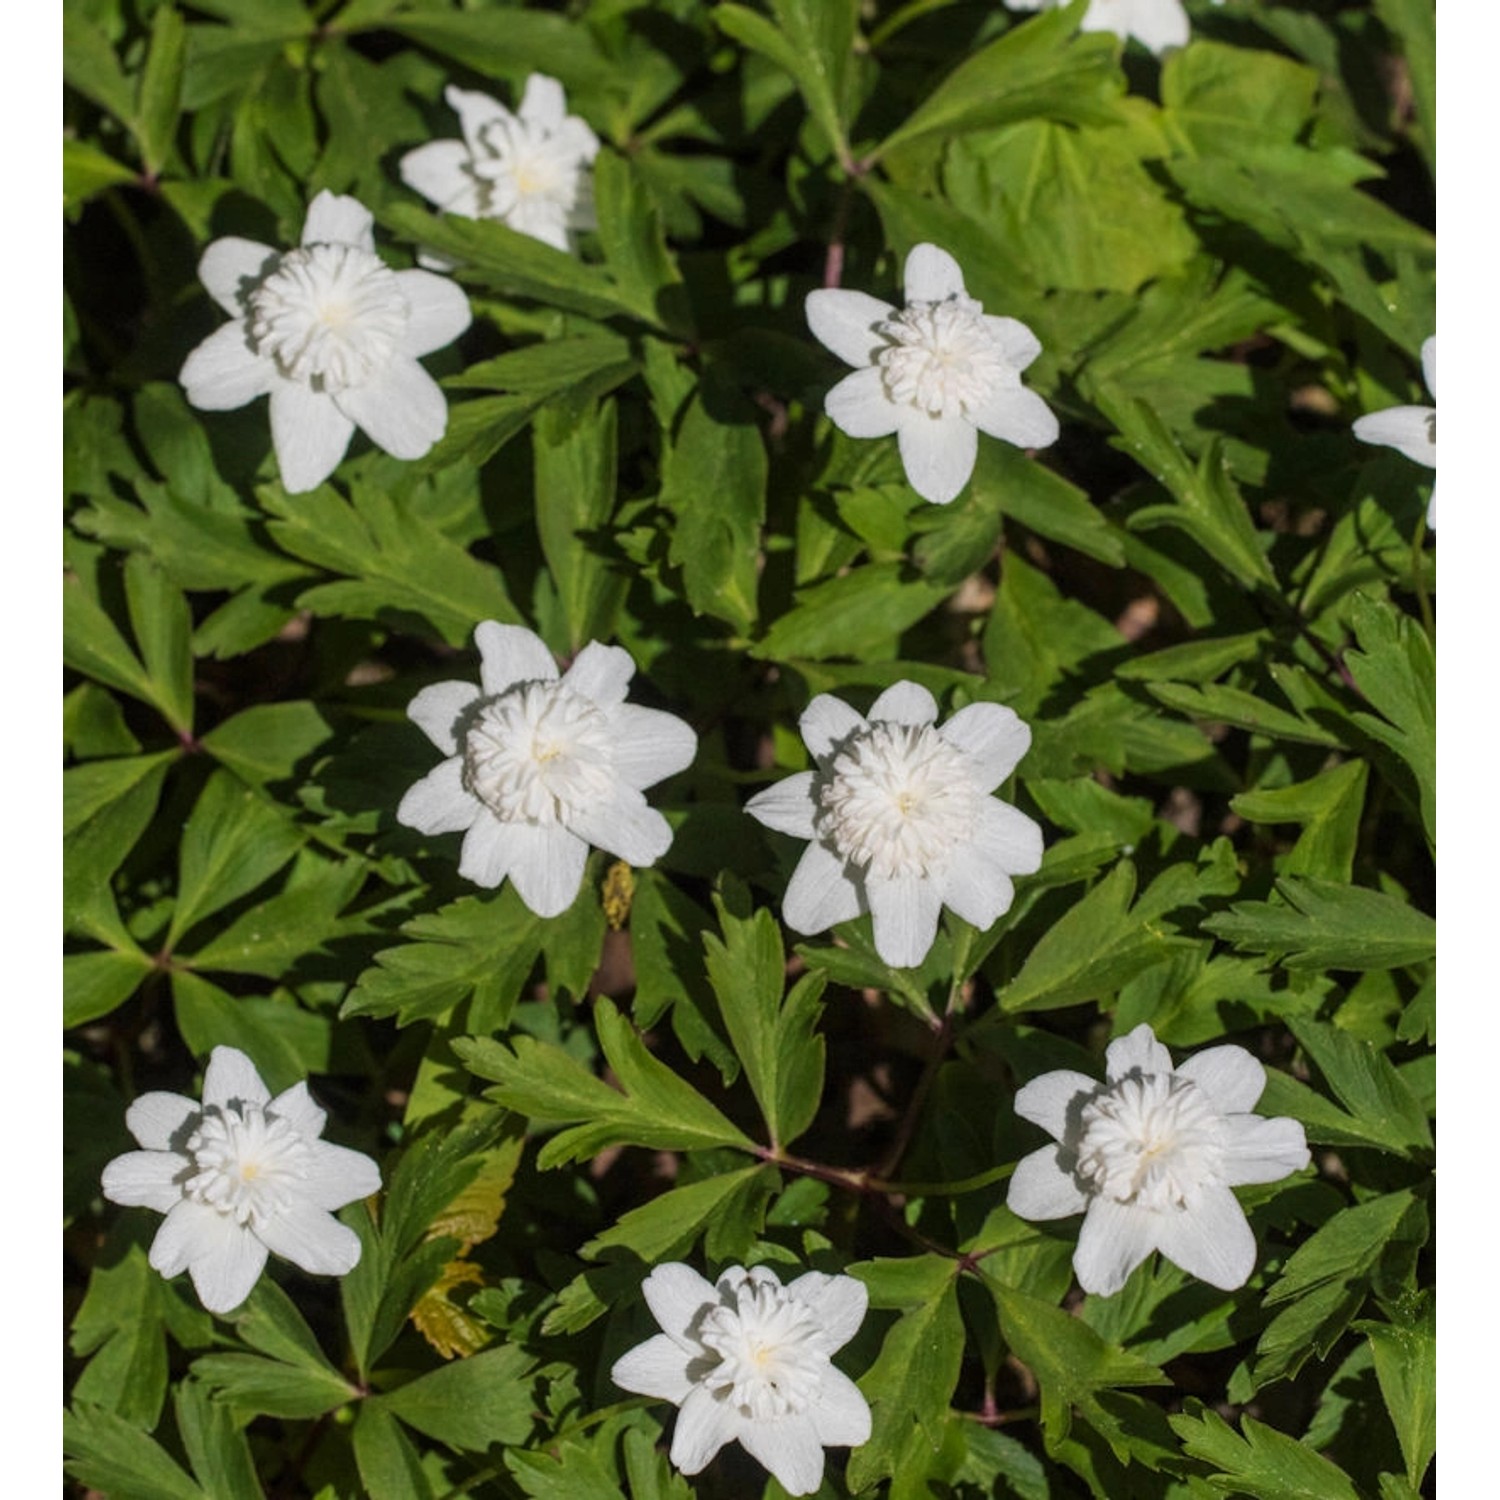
[
  {"left": 1155, "top": 1186, "right": 1256, "bottom": 1290},
  {"left": 809, "top": 1366, "right": 872, "bottom": 1447},
  {"left": 100, "top": 1151, "right": 184, "bottom": 1213},
  {"left": 745, "top": 772, "right": 818, "bottom": 840},
  {"left": 505, "top": 821, "right": 589, "bottom": 917},
  {"left": 399, "top": 140, "right": 476, "bottom": 214},
  {"left": 868, "top": 680, "right": 938, "bottom": 726},
  {"left": 553, "top": 116, "right": 600, "bottom": 164},
  {"left": 739, "top": 1413, "right": 825, "bottom": 1496},
  {"left": 1012, "top": 1069, "right": 1099, "bottom": 1138},
  {"left": 781, "top": 842, "right": 863, "bottom": 935},
  {"left": 298, "top": 1140, "right": 383, "bottom": 1210},
  {"left": 1177, "top": 1045, "right": 1265, "bottom": 1113},
  {"left": 179, "top": 323, "right": 274, "bottom": 412},
  {"left": 610, "top": 1333, "right": 695, "bottom": 1403},
  {"left": 152, "top": 1201, "right": 268, "bottom": 1314},
  {"left": 150, "top": 1199, "right": 212, "bottom": 1277},
  {"left": 508, "top": 198, "right": 571, "bottom": 251},
  {"left": 1120, "top": 0, "right": 1190, "bottom": 54},
  {"left": 301, "top": 190, "right": 374, "bottom": 250},
  {"left": 786, "top": 1271, "right": 867, "bottom": 1352},
  {"left": 407, "top": 680, "right": 481, "bottom": 755},
  {"left": 983, "top": 314, "right": 1041, "bottom": 372},
  {"left": 1072, "top": 1197, "right": 1158, "bottom": 1297},
  {"left": 1426, "top": 484, "right": 1437, "bottom": 528},
  {"left": 568, "top": 788, "right": 673, "bottom": 866},
  {"left": 202, "top": 1047, "right": 269, "bottom": 1110},
  {"left": 799, "top": 694, "right": 866, "bottom": 759},
  {"left": 607, "top": 705, "right": 698, "bottom": 791},
  {"left": 269, "top": 382, "right": 355, "bottom": 494},
  {"left": 825, "top": 366, "right": 901, "bottom": 438},
  {"left": 967, "top": 386, "right": 1059, "bottom": 450},
  {"left": 805, "top": 288, "right": 896, "bottom": 368},
  {"left": 445, "top": 85, "right": 511, "bottom": 150},
  {"left": 399, "top": 756, "right": 480, "bottom": 837},
  {"left": 898, "top": 413, "right": 978, "bottom": 505},
  {"left": 396, "top": 268, "right": 472, "bottom": 358},
  {"left": 940, "top": 841, "right": 1016, "bottom": 932},
  {"left": 938, "top": 702, "right": 1031, "bottom": 790},
  {"left": 1352, "top": 406, "right": 1436, "bottom": 468},
  {"left": 335, "top": 357, "right": 447, "bottom": 461},
  {"left": 1218, "top": 1116, "right": 1310, "bottom": 1187},
  {"left": 1104, "top": 1023, "right": 1173, "bottom": 1083},
  {"left": 255, "top": 1200, "right": 363, "bottom": 1276},
  {"left": 1007, "top": 1145, "right": 1091, "bottom": 1221},
  {"left": 266, "top": 1080, "right": 326, "bottom": 1140},
  {"left": 972, "top": 797, "right": 1044, "bottom": 876},
  {"left": 903, "top": 243, "right": 966, "bottom": 303},
  {"left": 670, "top": 1386, "right": 740, "bottom": 1475},
  {"left": 641, "top": 1262, "right": 719, "bottom": 1348},
  {"left": 458, "top": 813, "right": 518, "bottom": 888},
  {"left": 1420, "top": 335, "right": 1436, "bottom": 397},
  {"left": 561, "top": 641, "right": 635, "bottom": 707},
  {"left": 124, "top": 1092, "right": 199, "bottom": 1150},
  {"left": 475, "top": 622, "right": 557, "bottom": 695},
  {"left": 198, "top": 237, "right": 278, "bottom": 318},
  {"left": 866, "top": 871, "right": 943, "bottom": 968},
  {"left": 518, "top": 72, "right": 567, "bottom": 131}
]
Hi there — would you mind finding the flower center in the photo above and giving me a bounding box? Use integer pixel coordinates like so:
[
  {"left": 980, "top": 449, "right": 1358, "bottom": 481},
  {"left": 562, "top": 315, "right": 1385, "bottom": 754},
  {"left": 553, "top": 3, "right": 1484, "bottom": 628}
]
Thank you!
[
  {"left": 183, "top": 1104, "right": 312, "bottom": 1227},
  {"left": 248, "top": 243, "right": 408, "bottom": 393},
  {"left": 474, "top": 122, "right": 576, "bottom": 208},
  {"left": 697, "top": 1281, "right": 825, "bottom": 1421},
  {"left": 876, "top": 297, "right": 1009, "bottom": 420},
  {"left": 461, "top": 680, "right": 614, "bottom": 824},
  {"left": 1076, "top": 1073, "right": 1224, "bottom": 1212},
  {"left": 816, "top": 722, "right": 979, "bottom": 880}
]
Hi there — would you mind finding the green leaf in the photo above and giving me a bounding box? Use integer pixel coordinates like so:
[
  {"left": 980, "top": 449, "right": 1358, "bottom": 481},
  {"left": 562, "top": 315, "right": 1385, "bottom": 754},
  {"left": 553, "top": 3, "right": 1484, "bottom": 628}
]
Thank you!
[
  {"left": 1231, "top": 760, "right": 1369, "bottom": 881},
  {"left": 1145, "top": 680, "right": 1341, "bottom": 749},
  {"left": 578, "top": 1164, "right": 774, "bottom": 1268},
  {"left": 1204, "top": 876, "right": 1435, "bottom": 971},
  {"left": 591, "top": 151, "right": 691, "bottom": 336},
  {"left": 63, "top": 13, "right": 137, "bottom": 122},
  {"left": 754, "top": 561, "right": 949, "bottom": 662},
  {"left": 64, "top": 949, "right": 152, "bottom": 1028},
  {"left": 64, "top": 574, "right": 158, "bottom": 717},
  {"left": 1115, "top": 632, "right": 1265, "bottom": 683},
  {"left": 64, "top": 138, "right": 138, "bottom": 212},
  {"left": 448, "top": 334, "right": 637, "bottom": 396},
  {"left": 170, "top": 973, "right": 321, "bottom": 1097},
  {"left": 63, "top": 1403, "right": 208, "bottom": 1500},
  {"left": 198, "top": 702, "right": 332, "bottom": 786},
  {"left": 1357, "top": 1309, "right": 1435, "bottom": 1489},
  {"left": 456, "top": 997, "right": 756, "bottom": 1167},
  {"left": 174, "top": 1379, "right": 265, "bottom": 1500},
  {"left": 382, "top": 9, "right": 615, "bottom": 95},
  {"left": 1170, "top": 1406, "right": 1362, "bottom": 1500},
  {"left": 1371, "top": 0, "right": 1435, "bottom": 175},
  {"left": 124, "top": 554, "right": 195, "bottom": 735},
  {"left": 1160, "top": 40, "right": 1320, "bottom": 152},
  {"left": 380, "top": 1344, "right": 535, "bottom": 1451},
  {"left": 352, "top": 1402, "right": 437, "bottom": 1500},
  {"left": 71, "top": 1235, "right": 178, "bottom": 1427},
  {"left": 190, "top": 1352, "right": 358, "bottom": 1420},
  {"left": 135, "top": 4, "right": 187, "bottom": 175},
  {"left": 227, "top": 1279, "right": 344, "bottom": 1376},
  {"left": 189, "top": 858, "right": 357, "bottom": 978},
  {"left": 1284, "top": 1018, "right": 1432, "bottom": 1157}
]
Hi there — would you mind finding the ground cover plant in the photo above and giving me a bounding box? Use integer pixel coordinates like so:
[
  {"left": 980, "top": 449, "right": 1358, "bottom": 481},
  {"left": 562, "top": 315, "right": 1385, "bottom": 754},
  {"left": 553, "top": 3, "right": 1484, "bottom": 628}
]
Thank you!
[{"left": 63, "top": 0, "right": 1436, "bottom": 1495}]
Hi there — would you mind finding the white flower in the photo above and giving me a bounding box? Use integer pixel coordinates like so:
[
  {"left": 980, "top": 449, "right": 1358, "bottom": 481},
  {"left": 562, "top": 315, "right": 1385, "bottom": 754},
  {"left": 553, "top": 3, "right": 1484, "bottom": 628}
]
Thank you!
[
  {"left": 179, "top": 191, "right": 471, "bottom": 494},
  {"left": 806, "top": 244, "right": 1057, "bottom": 505},
  {"left": 399, "top": 76, "right": 600, "bottom": 253},
  {"left": 1006, "top": 1023, "right": 1311, "bottom": 1296},
  {"left": 745, "top": 682, "right": 1043, "bottom": 968},
  {"left": 610, "top": 1262, "right": 871, "bottom": 1496},
  {"left": 1353, "top": 335, "right": 1437, "bottom": 527},
  {"left": 396, "top": 622, "right": 697, "bottom": 917},
  {"left": 1004, "top": 0, "right": 1204, "bottom": 54},
  {"left": 100, "top": 1046, "right": 380, "bottom": 1315}
]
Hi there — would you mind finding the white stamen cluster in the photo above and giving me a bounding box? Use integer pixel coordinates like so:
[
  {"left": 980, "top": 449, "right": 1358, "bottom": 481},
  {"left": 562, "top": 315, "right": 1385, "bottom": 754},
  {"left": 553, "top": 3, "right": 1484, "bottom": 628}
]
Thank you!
[
  {"left": 1076, "top": 1072, "right": 1226, "bottom": 1212},
  {"left": 876, "top": 297, "right": 1009, "bottom": 419},
  {"left": 183, "top": 1105, "right": 312, "bottom": 1227},
  {"left": 472, "top": 119, "right": 578, "bottom": 213},
  {"left": 696, "top": 1279, "right": 827, "bottom": 1422},
  {"left": 248, "top": 243, "right": 409, "bottom": 392},
  {"left": 461, "top": 680, "right": 615, "bottom": 824},
  {"left": 816, "top": 722, "right": 979, "bottom": 880}
]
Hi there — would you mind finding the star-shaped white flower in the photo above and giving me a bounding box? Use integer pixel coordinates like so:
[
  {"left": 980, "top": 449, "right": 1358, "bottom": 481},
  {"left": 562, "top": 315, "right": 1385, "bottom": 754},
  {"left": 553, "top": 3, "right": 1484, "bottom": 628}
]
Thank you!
[
  {"left": 396, "top": 622, "right": 697, "bottom": 917},
  {"left": 807, "top": 244, "right": 1057, "bottom": 505},
  {"left": 100, "top": 1046, "right": 380, "bottom": 1315},
  {"left": 399, "top": 76, "right": 600, "bottom": 253},
  {"left": 745, "top": 682, "right": 1043, "bottom": 968},
  {"left": 611, "top": 1263, "right": 871, "bottom": 1496},
  {"left": 1006, "top": 1023, "right": 1311, "bottom": 1296},
  {"left": 1005, "top": 0, "right": 1211, "bottom": 54},
  {"left": 179, "top": 191, "right": 471, "bottom": 494},
  {"left": 1353, "top": 335, "right": 1437, "bottom": 526}
]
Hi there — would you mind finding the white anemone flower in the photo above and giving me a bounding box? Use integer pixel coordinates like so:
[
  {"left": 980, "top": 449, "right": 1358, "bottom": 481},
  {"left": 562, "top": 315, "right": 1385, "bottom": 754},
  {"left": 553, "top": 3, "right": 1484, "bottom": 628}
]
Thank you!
[
  {"left": 745, "top": 682, "right": 1043, "bottom": 968},
  {"left": 178, "top": 191, "right": 471, "bottom": 494},
  {"left": 1004, "top": 0, "right": 1214, "bottom": 54},
  {"left": 807, "top": 244, "right": 1057, "bottom": 505},
  {"left": 100, "top": 1046, "right": 380, "bottom": 1315},
  {"left": 1007, "top": 1023, "right": 1311, "bottom": 1296},
  {"left": 1353, "top": 335, "right": 1437, "bottom": 527},
  {"left": 611, "top": 1262, "right": 871, "bottom": 1496},
  {"left": 399, "top": 76, "right": 600, "bottom": 253},
  {"left": 396, "top": 622, "right": 697, "bottom": 917}
]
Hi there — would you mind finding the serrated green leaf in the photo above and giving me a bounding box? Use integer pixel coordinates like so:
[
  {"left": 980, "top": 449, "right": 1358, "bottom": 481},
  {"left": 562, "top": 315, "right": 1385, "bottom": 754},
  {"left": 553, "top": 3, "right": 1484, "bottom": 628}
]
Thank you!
[
  {"left": 755, "top": 561, "right": 949, "bottom": 662},
  {"left": 352, "top": 1402, "right": 437, "bottom": 1500},
  {"left": 1170, "top": 1407, "right": 1362, "bottom": 1500},
  {"left": 174, "top": 1379, "right": 264, "bottom": 1500},
  {"left": 63, "top": 1403, "right": 208, "bottom": 1500},
  {"left": 64, "top": 948, "right": 153, "bottom": 1028},
  {"left": 63, "top": 13, "right": 137, "bottom": 122},
  {"left": 1285, "top": 1018, "right": 1432, "bottom": 1157},
  {"left": 64, "top": 138, "right": 139, "bottom": 211},
  {"left": 136, "top": 4, "right": 186, "bottom": 175},
  {"left": 123, "top": 554, "right": 194, "bottom": 734},
  {"left": 380, "top": 1344, "right": 535, "bottom": 1451},
  {"left": 227, "top": 1279, "right": 343, "bottom": 1375},
  {"left": 190, "top": 1353, "right": 357, "bottom": 1420},
  {"left": 1231, "top": 760, "right": 1368, "bottom": 881},
  {"left": 1357, "top": 1310, "right": 1435, "bottom": 1489},
  {"left": 200, "top": 702, "right": 333, "bottom": 786},
  {"left": 592, "top": 150, "right": 690, "bottom": 335}
]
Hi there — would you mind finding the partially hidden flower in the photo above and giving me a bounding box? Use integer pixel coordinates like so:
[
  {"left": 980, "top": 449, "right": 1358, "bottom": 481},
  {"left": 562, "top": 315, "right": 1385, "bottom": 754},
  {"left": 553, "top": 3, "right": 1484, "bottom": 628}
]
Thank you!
[
  {"left": 745, "top": 682, "right": 1043, "bottom": 968},
  {"left": 396, "top": 622, "right": 697, "bottom": 917},
  {"left": 1006, "top": 1023, "right": 1311, "bottom": 1296},
  {"left": 100, "top": 1046, "right": 381, "bottom": 1315},
  {"left": 1353, "top": 335, "right": 1436, "bottom": 527},
  {"left": 610, "top": 1262, "right": 871, "bottom": 1496},
  {"left": 179, "top": 190, "right": 471, "bottom": 494},
  {"left": 1004, "top": 0, "right": 1217, "bottom": 54},
  {"left": 806, "top": 243, "right": 1057, "bottom": 505},
  {"left": 399, "top": 76, "right": 599, "bottom": 253}
]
